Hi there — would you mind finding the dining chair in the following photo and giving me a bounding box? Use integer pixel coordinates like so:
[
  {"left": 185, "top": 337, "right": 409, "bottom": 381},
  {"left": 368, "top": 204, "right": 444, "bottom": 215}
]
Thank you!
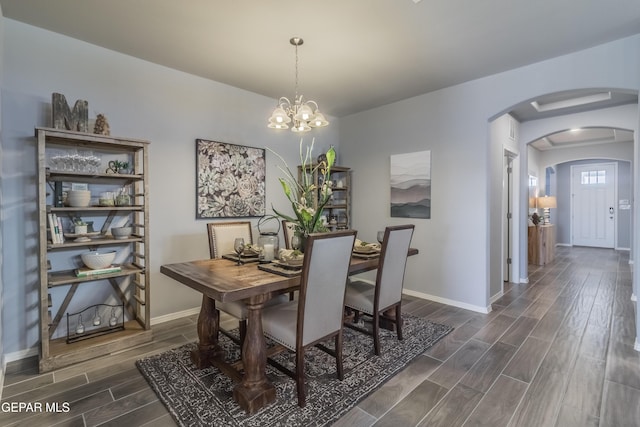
[
  {"left": 261, "top": 229, "right": 357, "bottom": 407},
  {"left": 206, "top": 221, "right": 286, "bottom": 347},
  {"left": 282, "top": 220, "right": 297, "bottom": 249},
  {"left": 344, "top": 224, "right": 415, "bottom": 355},
  {"left": 207, "top": 221, "right": 254, "bottom": 258}
]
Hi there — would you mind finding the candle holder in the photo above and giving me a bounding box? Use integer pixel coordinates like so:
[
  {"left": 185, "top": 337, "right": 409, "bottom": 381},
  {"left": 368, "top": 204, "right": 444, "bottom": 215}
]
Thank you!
[{"left": 66, "top": 303, "right": 125, "bottom": 343}]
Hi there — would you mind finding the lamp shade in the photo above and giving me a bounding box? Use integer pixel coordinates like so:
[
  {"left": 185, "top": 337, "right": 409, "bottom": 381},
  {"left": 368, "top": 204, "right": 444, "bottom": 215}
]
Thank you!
[
  {"left": 293, "top": 103, "right": 314, "bottom": 121},
  {"left": 309, "top": 112, "right": 329, "bottom": 128},
  {"left": 269, "top": 107, "right": 292, "bottom": 125},
  {"left": 537, "top": 196, "right": 557, "bottom": 209},
  {"left": 291, "top": 120, "right": 311, "bottom": 133}
]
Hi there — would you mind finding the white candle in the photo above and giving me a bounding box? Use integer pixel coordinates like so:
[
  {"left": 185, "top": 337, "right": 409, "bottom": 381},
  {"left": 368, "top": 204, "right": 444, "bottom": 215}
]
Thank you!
[{"left": 264, "top": 244, "right": 274, "bottom": 261}]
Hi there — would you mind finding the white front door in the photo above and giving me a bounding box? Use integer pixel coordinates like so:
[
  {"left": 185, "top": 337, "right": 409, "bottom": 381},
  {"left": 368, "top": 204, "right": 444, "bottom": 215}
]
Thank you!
[{"left": 571, "top": 162, "right": 616, "bottom": 248}]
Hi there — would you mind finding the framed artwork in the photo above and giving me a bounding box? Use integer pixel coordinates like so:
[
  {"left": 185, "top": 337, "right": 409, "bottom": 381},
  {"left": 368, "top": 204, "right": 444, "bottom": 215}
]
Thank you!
[
  {"left": 390, "top": 150, "right": 431, "bottom": 219},
  {"left": 196, "top": 139, "right": 266, "bottom": 218}
]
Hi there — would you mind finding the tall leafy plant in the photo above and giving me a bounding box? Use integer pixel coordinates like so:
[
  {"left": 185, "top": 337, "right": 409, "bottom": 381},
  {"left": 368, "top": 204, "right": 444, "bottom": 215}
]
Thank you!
[{"left": 269, "top": 139, "right": 335, "bottom": 236}]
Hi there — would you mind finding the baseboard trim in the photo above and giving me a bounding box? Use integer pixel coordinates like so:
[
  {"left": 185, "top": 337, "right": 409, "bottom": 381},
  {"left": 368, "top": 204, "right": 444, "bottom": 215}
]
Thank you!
[
  {"left": 403, "top": 289, "right": 492, "bottom": 314},
  {"left": 490, "top": 291, "right": 504, "bottom": 304},
  {"left": 631, "top": 293, "right": 637, "bottom": 302},
  {"left": 635, "top": 338, "right": 640, "bottom": 352},
  {"left": 556, "top": 243, "right": 572, "bottom": 247},
  {"left": 151, "top": 307, "right": 201, "bottom": 325},
  {"left": 520, "top": 277, "right": 529, "bottom": 284},
  {"left": 4, "top": 347, "right": 38, "bottom": 364}
]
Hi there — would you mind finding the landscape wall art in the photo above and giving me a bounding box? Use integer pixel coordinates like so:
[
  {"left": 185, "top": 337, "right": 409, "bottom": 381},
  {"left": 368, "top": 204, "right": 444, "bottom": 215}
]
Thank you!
[{"left": 390, "top": 150, "right": 431, "bottom": 219}]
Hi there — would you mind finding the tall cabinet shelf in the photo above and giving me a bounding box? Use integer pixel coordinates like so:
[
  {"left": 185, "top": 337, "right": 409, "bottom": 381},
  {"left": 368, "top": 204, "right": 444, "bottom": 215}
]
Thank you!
[
  {"left": 36, "top": 127, "right": 152, "bottom": 372},
  {"left": 298, "top": 164, "right": 351, "bottom": 230}
]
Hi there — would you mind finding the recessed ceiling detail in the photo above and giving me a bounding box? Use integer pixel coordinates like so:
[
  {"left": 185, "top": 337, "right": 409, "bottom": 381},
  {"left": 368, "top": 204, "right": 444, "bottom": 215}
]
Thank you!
[
  {"left": 530, "top": 92, "right": 612, "bottom": 112},
  {"left": 530, "top": 128, "right": 634, "bottom": 151}
]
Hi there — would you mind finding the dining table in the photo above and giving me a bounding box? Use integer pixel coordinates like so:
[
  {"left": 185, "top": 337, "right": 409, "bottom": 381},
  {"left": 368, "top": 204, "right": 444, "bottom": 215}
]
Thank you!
[{"left": 160, "top": 247, "right": 418, "bottom": 414}]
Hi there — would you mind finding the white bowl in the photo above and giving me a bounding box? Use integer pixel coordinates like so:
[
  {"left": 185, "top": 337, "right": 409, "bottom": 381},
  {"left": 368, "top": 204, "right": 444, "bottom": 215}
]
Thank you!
[
  {"left": 111, "top": 226, "right": 132, "bottom": 240},
  {"left": 67, "top": 190, "right": 91, "bottom": 207},
  {"left": 81, "top": 251, "right": 116, "bottom": 269}
]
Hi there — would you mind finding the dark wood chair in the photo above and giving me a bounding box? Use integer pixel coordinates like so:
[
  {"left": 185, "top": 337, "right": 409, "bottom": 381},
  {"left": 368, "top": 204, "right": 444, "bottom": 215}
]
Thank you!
[
  {"left": 344, "top": 224, "right": 415, "bottom": 355},
  {"left": 206, "top": 221, "right": 286, "bottom": 346},
  {"left": 282, "top": 220, "right": 297, "bottom": 249},
  {"left": 261, "top": 230, "right": 357, "bottom": 407}
]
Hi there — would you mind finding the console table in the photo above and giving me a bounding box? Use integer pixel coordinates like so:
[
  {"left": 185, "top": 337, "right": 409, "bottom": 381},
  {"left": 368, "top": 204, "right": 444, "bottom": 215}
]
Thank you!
[{"left": 528, "top": 224, "right": 555, "bottom": 265}]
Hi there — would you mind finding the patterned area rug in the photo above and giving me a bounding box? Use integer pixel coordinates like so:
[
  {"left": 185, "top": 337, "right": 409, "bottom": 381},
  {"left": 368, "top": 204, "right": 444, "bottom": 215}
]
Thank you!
[{"left": 136, "top": 315, "right": 452, "bottom": 427}]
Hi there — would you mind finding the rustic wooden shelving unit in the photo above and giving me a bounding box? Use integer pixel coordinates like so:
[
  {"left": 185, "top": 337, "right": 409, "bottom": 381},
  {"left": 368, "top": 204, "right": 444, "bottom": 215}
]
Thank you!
[
  {"left": 36, "top": 127, "right": 152, "bottom": 372},
  {"left": 298, "top": 164, "right": 351, "bottom": 230}
]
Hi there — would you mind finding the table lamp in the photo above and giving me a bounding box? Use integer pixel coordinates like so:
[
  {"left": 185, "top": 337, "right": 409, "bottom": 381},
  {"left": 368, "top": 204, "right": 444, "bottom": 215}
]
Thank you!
[{"left": 537, "top": 196, "right": 557, "bottom": 225}]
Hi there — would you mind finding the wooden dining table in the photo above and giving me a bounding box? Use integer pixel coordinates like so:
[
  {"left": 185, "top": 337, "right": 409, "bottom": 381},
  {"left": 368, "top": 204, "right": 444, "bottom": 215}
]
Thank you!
[{"left": 160, "top": 248, "right": 418, "bottom": 414}]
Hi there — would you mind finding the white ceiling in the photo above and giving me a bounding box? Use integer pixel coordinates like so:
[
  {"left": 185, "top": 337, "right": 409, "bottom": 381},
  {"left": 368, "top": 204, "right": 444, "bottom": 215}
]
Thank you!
[
  {"left": 2, "top": 0, "right": 640, "bottom": 119},
  {"left": 2, "top": 0, "right": 639, "bottom": 151}
]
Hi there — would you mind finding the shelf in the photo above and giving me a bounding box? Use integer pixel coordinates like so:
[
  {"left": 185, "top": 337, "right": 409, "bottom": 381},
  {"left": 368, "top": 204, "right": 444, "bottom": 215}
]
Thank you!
[
  {"left": 47, "top": 264, "right": 144, "bottom": 287},
  {"left": 41, "top": 320, "right": 152, "bottom": 372},
  {"left": 48, "top": 235, "right": 144, "bottom": 250},
  {"left": 47, "top": 170, "right": 144, "bottom": 185},
  {"left": 49, "top": 205, "right": 145, "bottom": 213},
  {"left": 35, "top": 127, "right": 148, "bottom": 151}
]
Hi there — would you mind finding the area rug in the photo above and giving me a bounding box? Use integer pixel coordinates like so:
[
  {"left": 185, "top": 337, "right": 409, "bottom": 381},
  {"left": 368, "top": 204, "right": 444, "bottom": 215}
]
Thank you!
[{"left": 136, "top": 314, "right": 452, "bottom": 427}]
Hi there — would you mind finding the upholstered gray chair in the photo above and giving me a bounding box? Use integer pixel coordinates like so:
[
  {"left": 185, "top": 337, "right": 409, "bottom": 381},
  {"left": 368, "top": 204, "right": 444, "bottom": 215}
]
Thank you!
[
  {"left": 344, "top": 224, "right": 414, "bottom": 355},
  {"left": 206, "top": 221, "right": 287, "bottom": 346},
  {"left": 261, "top": 229, "right": 357, "bottom": 407}
]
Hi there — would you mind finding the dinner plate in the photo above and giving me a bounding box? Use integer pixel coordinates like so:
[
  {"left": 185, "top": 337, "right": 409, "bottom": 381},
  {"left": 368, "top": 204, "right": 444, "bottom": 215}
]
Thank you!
[
  {"left": 353, "top": 246, "right": 378, "bottom": 254},
  {"left": 274, "top": 259, "right": 304, "bottom": 269}
]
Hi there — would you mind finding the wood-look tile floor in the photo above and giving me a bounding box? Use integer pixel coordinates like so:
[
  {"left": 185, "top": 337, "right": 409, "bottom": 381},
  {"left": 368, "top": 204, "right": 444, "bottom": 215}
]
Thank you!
[{"left": 2, "top": 246, "right": 638, "bottom": 426}]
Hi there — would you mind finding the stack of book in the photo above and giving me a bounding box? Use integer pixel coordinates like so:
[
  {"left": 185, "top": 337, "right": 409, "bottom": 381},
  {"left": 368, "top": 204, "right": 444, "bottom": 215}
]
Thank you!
[
  {"left": 48, "top": 213, "right": 65, "bottom": 244},
  {"left": 75, "top": 265, "right": 122, "bottom": 278}
]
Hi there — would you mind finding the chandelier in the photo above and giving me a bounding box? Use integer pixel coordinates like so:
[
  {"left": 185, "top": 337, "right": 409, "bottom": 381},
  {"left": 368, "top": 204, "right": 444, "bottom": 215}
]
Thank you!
[{"left": 268, "top": 37, "right": 329, "bottom": 132}]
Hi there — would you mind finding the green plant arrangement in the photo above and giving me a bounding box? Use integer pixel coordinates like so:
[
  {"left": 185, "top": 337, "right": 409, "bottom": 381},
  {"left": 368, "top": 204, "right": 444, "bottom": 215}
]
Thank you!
[{"left": 269, "top": 139, "right": 335, "bottom": 237}]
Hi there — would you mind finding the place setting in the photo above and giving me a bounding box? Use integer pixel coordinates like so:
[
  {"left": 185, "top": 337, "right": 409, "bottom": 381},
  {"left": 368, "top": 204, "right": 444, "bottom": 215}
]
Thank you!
[
  {"left": 258, "top": 234, "right": 305, "bottom": 277},
  {"left": 351, "top": 232, "right": 383, "bottom": 259},
  {"left": 221, "top": 238, "right": 261, "bottom": 265}
]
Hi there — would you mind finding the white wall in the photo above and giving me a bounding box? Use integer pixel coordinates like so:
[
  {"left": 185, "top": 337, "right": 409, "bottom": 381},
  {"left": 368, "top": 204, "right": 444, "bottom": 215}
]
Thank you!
[
  {"left": 341, "top": 35, "right": 640, "bottom": 314},
  {"left": 0, "top": 19, "right": 340, "bottom": 356}
]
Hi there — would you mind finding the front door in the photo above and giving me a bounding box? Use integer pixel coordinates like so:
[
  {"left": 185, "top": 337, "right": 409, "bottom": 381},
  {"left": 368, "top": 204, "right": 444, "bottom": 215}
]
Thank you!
[{"left": 571, "top": 162, "right": 616, "bottom": 248}]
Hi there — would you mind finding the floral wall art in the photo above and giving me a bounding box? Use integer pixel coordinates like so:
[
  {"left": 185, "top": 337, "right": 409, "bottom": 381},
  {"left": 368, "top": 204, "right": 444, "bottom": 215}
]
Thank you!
[
  {"left": 196, "top": 139, "right": 266, "bottom": 218},
  {"left": 390, "top": 150, "right": 431, "bottom": 219}
]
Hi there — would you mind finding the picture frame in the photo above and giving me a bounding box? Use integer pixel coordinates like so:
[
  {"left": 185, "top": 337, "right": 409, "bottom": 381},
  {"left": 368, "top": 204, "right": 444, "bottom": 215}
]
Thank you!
[
  {"left": 196, "top": 139, "right": 266, "bottom": 218},
  {"left": 390, "top": 150, "right": 431, "bottom": 219}
]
